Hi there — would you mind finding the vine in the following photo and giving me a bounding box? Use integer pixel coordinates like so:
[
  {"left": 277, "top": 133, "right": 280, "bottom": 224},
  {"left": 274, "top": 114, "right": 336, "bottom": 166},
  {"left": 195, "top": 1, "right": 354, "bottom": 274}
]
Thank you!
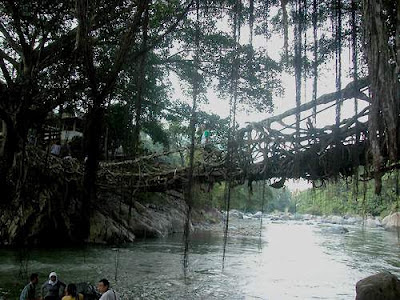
[
  {"left": 223, "top": 0, "right": 242, "bottom": 268},
  {"left": 312, "top": 0, "right": 318, "bottom": 122}
]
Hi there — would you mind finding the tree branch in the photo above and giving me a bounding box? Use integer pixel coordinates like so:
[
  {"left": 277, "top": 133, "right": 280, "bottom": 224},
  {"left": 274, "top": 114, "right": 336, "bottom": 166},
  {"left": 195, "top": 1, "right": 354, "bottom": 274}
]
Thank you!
[
  {"left": 37, "top": 29, "right": 77, "bottom": 70},
  {"left": 0, "top": 58, "right": 13, "bottom": 85},
  {"left": 6, "top": 0, "right": 29, "bottom": 54},
  {"left": 257, "top": 77, "right": 370, "bottom": 126},
  {"left": 100, "top": 0, "right": 151, "bottom": 99},
  {"left": 0, "top": 23, "right": 22, "bottom": 54},
  {"left": 130, "top": 0, "right": 194, "bottom": 62},
  {"left": 0, "top": 48, "right": 19, "bottom": 69}
]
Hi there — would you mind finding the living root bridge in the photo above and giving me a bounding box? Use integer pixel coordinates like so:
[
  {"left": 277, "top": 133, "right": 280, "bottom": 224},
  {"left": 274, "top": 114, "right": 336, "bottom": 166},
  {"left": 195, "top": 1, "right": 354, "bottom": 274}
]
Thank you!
[
  {"left": 97, "top": 149, "right": 241, "bottom": 193},
  {"left": 98, "top": 141, "right": 368, "bottom": 194},
  {"left": 19, "top": 77, "right": 389, "bottom": 194},
  {"left": 98, "top": 77, "right": 383, "bottom": 192}
]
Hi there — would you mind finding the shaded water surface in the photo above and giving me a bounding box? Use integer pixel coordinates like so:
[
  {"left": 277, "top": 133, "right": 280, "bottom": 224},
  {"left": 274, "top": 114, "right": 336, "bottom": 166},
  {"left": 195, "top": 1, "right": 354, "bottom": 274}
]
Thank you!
[{"left": 1, "top": 220, "right": 400, "bottom": 299}]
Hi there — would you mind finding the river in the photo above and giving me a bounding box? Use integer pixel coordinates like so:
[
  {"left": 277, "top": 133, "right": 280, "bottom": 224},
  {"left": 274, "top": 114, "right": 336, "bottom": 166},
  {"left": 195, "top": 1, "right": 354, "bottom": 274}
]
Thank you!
[{"left": 1, "top": 218, "right": 400, "bottom": 299}]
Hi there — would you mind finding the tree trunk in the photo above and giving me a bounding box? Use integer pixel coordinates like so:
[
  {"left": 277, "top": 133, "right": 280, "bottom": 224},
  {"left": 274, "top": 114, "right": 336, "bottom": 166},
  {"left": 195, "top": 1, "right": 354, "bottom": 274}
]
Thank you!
[
  {"left": 82, "top": 102, "right": 104, "bottom": 241},
  {"left": 133, "top": 5, "right": 150, "bottom": 157},
  {"left": 362, "top": 0, "right": 400, "bottom": 193},
  {"left": 0, "top": 96, "right": 31, "bottom": 203},
  {"left": 0, "top": 116, "right": 17, "bottom": 200}
]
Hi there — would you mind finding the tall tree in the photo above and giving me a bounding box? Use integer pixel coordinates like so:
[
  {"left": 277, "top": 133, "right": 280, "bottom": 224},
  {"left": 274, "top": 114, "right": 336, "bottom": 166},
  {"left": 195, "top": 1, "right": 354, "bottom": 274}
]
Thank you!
[
  {"left": 75, "top": 0, "right": 194, "bottom": 238},
  {"left": 75, "top": 0, "right": 150, "bottom": 239},
  {"left": 0, "top": 0, "right": 76, "bottom": 201},
  {"left": 362, "top": 0, "right": 400, "bottom": 193}
]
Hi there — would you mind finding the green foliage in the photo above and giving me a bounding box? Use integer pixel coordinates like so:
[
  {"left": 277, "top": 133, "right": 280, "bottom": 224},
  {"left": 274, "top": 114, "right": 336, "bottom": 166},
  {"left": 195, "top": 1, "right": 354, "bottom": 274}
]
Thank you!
[
  {"left": 105, "top": 103, "right": 170, "bottom": 157},
  {"left": 105, "top": 102, "right": 135, "bottom": 156},
  {"left": 293, "top": 172, "right": 400, "bottom": 216},
  {"left": 165, "top": 105, "right": 230, "bottom": 151},
  {"left": 215, "top": 45, "right": 282, "bottom": 113},
  {"left": 142, "top": 120, "right": 169, "bottom": 149},
  {"left": 0, "top": 0, "right": 379, "bottom": 211},
  {"left": 192, "top": 181, "right": 293, "bottom": 213},
  {"left": 1, "top": 0, "right": 361, "bottom": 162}
]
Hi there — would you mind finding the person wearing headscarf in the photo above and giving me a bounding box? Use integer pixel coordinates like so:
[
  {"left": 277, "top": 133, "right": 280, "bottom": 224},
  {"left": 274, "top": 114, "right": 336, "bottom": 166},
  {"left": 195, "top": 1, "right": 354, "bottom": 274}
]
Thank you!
[{"left": 41, "top": 272, "right": 66, "bottom": 300}]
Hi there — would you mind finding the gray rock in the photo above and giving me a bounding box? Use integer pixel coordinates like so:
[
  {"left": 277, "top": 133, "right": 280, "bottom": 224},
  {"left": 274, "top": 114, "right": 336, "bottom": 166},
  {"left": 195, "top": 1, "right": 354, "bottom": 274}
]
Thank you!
[
  {"left": 252, "top": 211, "right": 263, "bottom": 219},
  {"left": 382, "top": 212, "right": 400, "bottom": 231},
  {"left": 302, "top": 214, "right": 313, "bottom": 220},
  {"left": 356, "top": 271, "right": 400, "bottom": 300},
  {"left": 364, "top": 217, "right": 382, "bottom": 228},
  {"left": 89, "top": 192, "right": 188, "bottom": 243},
  {"left": 228, "top": 210, "right": 244, "bottom": 219},
  {"left": 330, "top": 215, "right": 344, "bottom": 224},
  {"left": 321, "top": 225, "right": 349, "bottom": 234},
  {"left": 344, "top": 216, "right": 362, "bottom": 225},
  {"left": 192, "top": 208, "right": 223, "bottom": 225}
]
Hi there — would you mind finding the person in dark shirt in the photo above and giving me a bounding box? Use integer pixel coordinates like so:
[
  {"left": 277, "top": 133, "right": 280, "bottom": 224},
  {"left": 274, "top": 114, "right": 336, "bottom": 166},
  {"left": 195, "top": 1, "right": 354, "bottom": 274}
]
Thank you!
[{"left": 20, "top": 273, "right": 39, "bottom": 300}]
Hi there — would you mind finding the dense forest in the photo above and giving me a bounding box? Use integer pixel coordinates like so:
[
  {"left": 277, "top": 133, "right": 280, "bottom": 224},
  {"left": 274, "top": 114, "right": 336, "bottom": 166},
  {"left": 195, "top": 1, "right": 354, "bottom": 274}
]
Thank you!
[
  {"left": 0, "top": 0, "right": 399, "bottom": 244},
  {"left": 293, "top": 171, "right": 400, "bottom": 217},
  {"left": 192, "top": 181, "right": 293, "bottom": 213},
  {"left": 197, "top": 172, "right": 399, "bottom": 217}
]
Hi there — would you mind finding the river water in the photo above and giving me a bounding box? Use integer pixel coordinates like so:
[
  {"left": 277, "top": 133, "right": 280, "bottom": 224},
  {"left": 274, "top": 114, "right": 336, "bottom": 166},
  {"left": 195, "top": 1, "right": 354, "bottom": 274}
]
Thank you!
[{"left": 1, "top": 218, "right": 400, "bottom": 299}]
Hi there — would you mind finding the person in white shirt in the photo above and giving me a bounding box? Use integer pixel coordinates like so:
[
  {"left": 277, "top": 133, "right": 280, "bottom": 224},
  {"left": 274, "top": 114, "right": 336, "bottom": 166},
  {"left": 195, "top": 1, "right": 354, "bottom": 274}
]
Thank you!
[{"left": 97, "top": 279, "right": 119, "bottom": 300}]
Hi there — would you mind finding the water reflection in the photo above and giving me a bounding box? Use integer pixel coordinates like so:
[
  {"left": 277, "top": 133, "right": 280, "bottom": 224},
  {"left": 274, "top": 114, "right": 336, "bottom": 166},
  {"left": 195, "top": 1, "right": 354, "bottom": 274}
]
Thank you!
[{"left": 0, "top": 220, "right": 399, "bottom": 299}]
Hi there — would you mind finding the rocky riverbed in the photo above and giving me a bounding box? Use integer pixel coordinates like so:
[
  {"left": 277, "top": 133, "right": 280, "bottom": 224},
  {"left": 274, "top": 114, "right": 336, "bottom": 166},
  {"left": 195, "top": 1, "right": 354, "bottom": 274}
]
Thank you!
[{"left": 210, "top": 210, "right": 400, "bottom": 232}]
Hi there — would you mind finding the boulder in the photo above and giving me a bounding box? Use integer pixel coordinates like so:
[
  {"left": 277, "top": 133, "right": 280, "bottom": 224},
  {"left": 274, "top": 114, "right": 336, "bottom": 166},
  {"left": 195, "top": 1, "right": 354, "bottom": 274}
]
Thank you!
[
  {"left": 344, "top": 216, "right": 362, "bottom": 225},
  {"left": 382, "top": 212, "right": 400, "bottom": 231},
  {"left": 89, "top": 192, "right": 188, "bottom": 243},
  {"left": 330, "top": 215, "right": 344, "bottom": 224},
  {"left": 302, "top": 214, "right": 312, "bottom": 220},
  {"left": 321, "top": 225, "right": 349, "bottom": 234},
  {"left": 364, "top": 217, "right": 381, "bottom": 228},
  {"left": 228, "top": 210, "right": 244, "bottom": 219},
  {"left": 252, "top": 211, "right": 263, "bottom": 219},
  {"left": 355, "top": 271, "right": 400, "bottom": 300},
  {"left": 191, "top": 208, "right": 223, "bottom": 225}
]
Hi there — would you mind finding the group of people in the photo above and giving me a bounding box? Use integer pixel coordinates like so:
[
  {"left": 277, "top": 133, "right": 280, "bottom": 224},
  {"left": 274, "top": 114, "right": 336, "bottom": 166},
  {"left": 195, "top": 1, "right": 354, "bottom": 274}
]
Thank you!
[{"left": 20, "top": 272, "right": 118, "bottom": 300}]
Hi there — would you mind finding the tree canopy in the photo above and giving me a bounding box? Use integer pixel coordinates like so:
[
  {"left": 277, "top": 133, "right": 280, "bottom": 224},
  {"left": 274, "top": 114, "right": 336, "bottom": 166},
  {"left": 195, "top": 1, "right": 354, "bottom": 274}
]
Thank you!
[{"left": 0, "top": 0, "right": 399, "bottom": 241}]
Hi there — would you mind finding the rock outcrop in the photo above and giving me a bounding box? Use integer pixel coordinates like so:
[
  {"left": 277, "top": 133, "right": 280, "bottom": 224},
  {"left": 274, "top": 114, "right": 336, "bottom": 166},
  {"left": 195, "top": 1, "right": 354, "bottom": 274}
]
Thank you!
[
  {"left": 382, "top": 212, "right": 400, "bottom": 231},
  {"left": 0, "top": 152, "right": 220, "bottom": 245},
  {"left": 355, "top": 271, "right": 400, "bottom": 300},
  {"left": 89, "top": 191, "right": 189, "bottom": 243}
]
